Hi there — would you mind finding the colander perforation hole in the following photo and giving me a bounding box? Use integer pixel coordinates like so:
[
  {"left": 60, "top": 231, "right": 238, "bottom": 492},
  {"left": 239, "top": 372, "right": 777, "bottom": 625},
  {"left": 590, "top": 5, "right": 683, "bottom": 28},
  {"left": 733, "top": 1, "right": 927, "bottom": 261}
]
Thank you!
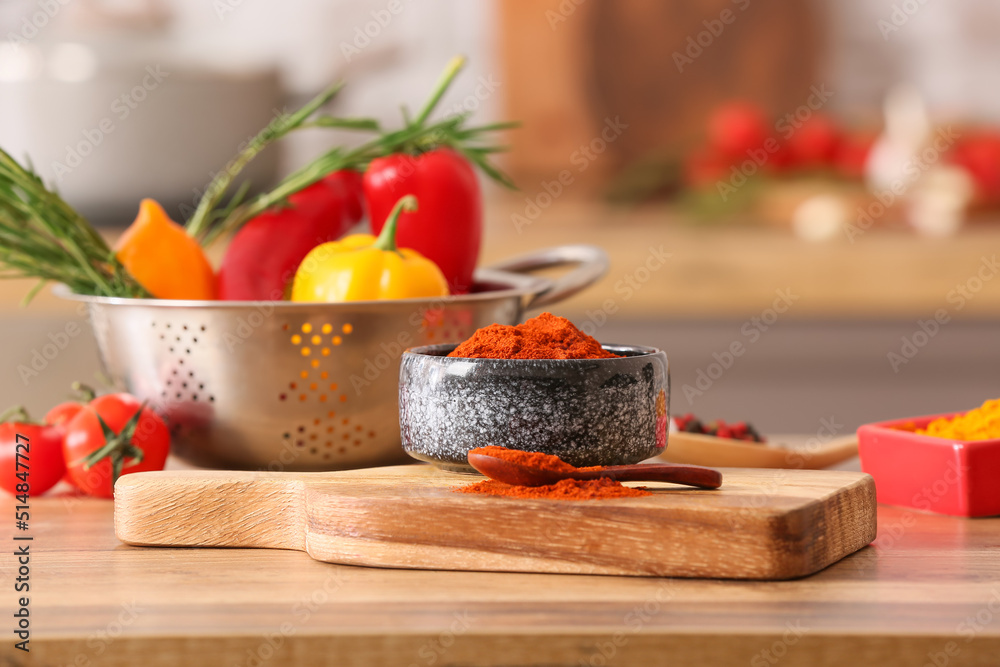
[{"left": 279, "top": 321, "right": 363, "bottom": 462}]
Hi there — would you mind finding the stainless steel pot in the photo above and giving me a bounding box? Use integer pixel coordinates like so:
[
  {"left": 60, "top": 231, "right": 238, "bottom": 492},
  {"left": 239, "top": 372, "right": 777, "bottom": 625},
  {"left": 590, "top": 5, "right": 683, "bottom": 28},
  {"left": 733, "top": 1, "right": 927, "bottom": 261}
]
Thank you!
[{"left": 58, "top": 245, "right": 609, "bottom": 471}]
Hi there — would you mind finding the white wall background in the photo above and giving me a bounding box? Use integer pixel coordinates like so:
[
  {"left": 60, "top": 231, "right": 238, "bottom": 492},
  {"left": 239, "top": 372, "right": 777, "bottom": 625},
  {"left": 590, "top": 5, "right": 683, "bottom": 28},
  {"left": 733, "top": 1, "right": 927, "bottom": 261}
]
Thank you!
[
  {"left": 0, "top": 0, "right": 503, "bottom": 218},
  {"left": 163, "top": 0, "right": 503, "bottom": 167},
  {"left": 823, "top": 0, "right": 1000, "bottom": 122}
]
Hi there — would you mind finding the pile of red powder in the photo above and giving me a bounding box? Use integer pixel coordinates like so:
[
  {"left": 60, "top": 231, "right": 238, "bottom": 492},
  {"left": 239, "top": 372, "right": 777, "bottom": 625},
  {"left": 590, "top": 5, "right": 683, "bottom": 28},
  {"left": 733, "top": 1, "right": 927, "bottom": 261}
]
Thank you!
[
  {"left": 447, "top": 312, "right": 621, "bottom": 360},
  {"left": 454, "top": 446, "right": 652, "bottom": 500},
  {"left": 456, "top": 477, "right": 652, "bottom": 500}
]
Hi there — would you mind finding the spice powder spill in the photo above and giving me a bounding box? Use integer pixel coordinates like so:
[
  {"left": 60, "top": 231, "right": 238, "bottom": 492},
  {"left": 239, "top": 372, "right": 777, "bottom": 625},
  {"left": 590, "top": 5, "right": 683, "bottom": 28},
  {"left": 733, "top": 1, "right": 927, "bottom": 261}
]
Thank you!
[
  {"left": 456, "top": 477, "right": 652, "bottom": 500},
  {"left": 447, "top": 311, "right": 622, "bottom": 360}
]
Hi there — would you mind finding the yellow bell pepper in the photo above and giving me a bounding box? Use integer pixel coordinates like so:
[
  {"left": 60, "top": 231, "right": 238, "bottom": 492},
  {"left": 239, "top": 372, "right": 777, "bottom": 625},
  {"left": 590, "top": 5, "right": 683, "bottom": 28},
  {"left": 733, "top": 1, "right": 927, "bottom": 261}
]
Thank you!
[
  {"left": 115, "top": 199, "right": 216, "bottom": 300},
  {"left": 291, "top": 195, "right": 449, "bottom": 302}
]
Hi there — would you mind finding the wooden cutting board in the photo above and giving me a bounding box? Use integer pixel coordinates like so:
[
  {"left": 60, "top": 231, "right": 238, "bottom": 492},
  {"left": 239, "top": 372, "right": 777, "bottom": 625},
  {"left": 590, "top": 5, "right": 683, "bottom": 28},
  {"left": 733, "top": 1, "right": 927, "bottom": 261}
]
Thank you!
[{"left": 115, "top": 465, "right": 876, "bottom": 580}]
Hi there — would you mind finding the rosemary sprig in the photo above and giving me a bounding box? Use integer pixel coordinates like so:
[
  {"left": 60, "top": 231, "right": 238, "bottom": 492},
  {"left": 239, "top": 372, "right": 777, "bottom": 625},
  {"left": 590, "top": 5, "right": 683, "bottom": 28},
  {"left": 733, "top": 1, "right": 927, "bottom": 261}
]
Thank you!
[
  {"left": 184, "top": 82, "right": 381, "bottom": 241},
  {"left": 0, "top": 147, "right": 147, "bottom": 300},
  {"left": 188, "top": 55, "right": 517, "bottom": 246}
]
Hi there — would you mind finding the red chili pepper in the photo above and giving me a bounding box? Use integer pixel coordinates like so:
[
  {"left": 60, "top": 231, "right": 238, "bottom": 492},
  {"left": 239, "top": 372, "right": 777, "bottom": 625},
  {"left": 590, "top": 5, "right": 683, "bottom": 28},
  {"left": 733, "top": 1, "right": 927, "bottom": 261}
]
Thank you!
[
  {"left": 364, "top": 148, "right": 481, "bottom": 294},
  {"left": 217, "top": 170, "right": 365, "bottom": 300}
]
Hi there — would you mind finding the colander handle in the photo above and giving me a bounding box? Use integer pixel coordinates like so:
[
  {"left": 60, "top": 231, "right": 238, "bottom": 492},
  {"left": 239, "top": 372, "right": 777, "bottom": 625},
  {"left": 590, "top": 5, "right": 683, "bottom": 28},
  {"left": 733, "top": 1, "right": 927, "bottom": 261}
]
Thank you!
[{"left": 485, "top": 244, "right": 609, "bottom": 310}]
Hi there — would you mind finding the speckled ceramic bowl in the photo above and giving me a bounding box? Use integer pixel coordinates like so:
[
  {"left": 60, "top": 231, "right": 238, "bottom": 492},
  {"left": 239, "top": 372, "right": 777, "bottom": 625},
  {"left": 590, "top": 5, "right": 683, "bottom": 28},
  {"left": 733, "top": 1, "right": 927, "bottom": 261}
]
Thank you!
[{"left": 399, "top": 344, "right": 670, "bottom": 472}]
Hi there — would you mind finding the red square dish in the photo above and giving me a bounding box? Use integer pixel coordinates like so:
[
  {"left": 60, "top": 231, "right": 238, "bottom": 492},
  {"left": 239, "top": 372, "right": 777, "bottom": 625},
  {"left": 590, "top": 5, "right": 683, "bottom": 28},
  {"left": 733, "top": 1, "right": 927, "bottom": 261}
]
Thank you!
[{"left": 858, "top": 413, "right": 1000, "bottom": 518}]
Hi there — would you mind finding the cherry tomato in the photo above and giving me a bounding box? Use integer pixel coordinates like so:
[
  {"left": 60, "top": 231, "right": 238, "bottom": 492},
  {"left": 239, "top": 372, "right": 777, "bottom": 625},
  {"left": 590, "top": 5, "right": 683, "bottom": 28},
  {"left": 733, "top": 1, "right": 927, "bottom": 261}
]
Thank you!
[
  {"left": 0, "top": 407, "right": 66, "bottom": 497},
  {"left": 834, "top": 133, "right": 875, "bottom": 180},
  {"left": 683, "top": 147, "right": 731, "bottom": 189},
  {"left": 949, "top": 132, "right": 1000, "bottom": 204},
  {"left": 707, "top": 102, "right": 769, "bottom": 160},
  {"left": 45, "top": 401, "right": 85, "bottom": 430},
  {"left": 64, "top": 393, "right": 170, "bottom": 499},
  {"left": 787, "top": 114, "right": 842, "bottom": 168},
  {"left": 44, "top": 383, "right": 97, "bottom": 489}
]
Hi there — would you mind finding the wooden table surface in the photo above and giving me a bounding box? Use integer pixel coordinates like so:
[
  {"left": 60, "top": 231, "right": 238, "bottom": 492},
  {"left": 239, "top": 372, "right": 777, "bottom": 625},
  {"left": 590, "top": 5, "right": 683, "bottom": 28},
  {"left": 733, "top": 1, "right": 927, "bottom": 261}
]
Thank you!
[{"left": 5, "top": 474, "right": 1000, "bottom": 667}]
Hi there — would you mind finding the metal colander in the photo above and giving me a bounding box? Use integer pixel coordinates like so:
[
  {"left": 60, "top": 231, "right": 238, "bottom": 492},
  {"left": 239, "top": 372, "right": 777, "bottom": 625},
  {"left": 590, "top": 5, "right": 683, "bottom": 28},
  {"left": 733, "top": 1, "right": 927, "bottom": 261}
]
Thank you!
[{"left": 58, "top": 246, "right": 608, "bottom": 471}]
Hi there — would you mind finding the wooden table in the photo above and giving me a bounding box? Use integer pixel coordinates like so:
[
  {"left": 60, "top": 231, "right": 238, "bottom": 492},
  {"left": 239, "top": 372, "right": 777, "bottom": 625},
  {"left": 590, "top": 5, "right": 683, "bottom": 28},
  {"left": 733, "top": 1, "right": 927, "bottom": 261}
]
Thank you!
[{"left": 5, "top": 477, "right": 1000, "bottom": 667}]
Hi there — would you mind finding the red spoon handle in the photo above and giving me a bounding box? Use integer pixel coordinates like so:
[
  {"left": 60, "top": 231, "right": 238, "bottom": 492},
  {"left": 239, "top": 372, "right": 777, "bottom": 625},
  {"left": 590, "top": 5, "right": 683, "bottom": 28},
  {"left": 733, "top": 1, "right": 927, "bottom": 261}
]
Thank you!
[{"left": 581, "top": 464, "right": 723, "bottom": 489}]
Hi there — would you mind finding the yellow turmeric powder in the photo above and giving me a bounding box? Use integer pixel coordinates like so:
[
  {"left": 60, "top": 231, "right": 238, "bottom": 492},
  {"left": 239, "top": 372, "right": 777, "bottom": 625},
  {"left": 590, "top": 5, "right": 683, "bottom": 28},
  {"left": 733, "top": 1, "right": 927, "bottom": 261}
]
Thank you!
[{"left": 917, "top": 398, "right": 1000, "bottom": 441}]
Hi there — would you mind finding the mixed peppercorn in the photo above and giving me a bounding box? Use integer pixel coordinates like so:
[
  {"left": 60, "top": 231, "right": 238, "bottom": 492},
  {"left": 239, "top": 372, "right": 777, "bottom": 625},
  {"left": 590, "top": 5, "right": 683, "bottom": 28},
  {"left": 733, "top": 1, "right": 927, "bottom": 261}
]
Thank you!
[{"left": 673, "top": 413, "right": 765, "bottom": 443}]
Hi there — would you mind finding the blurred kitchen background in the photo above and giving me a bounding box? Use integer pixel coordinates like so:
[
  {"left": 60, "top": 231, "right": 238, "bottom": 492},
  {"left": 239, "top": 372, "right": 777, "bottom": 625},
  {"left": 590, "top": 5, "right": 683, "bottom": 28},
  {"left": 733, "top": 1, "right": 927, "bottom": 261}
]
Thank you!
[{"left": 1, "top": 0, "right": 998, "bottom": 433}]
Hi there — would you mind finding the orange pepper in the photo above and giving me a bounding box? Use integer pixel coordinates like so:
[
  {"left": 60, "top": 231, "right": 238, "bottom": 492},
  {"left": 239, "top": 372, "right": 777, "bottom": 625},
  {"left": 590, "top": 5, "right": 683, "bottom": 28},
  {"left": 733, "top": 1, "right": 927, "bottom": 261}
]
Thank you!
[{"left": 115, "top": 199, "right": 216, "bottom": 300}]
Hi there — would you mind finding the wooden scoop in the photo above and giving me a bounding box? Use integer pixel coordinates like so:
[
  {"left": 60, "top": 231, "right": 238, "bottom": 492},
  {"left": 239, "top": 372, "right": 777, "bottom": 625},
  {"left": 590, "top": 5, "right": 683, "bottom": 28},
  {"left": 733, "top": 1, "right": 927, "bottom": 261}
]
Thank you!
[
  {"left": 466, "top": 451, "right": 723, "bottom": 489},
  {"left": 660, "top": 432, "right": 859, "bottom": 470}
]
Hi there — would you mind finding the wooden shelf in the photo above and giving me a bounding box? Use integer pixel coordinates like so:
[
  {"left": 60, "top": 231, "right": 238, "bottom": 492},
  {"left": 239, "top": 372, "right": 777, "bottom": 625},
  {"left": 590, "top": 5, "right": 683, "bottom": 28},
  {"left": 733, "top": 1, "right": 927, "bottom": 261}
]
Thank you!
[
  {"left": 481, "top": 198, "right": 1000, "bottom": 319},
  {"left": 3, "top": 199, "right": 998, "bottom": 319}
]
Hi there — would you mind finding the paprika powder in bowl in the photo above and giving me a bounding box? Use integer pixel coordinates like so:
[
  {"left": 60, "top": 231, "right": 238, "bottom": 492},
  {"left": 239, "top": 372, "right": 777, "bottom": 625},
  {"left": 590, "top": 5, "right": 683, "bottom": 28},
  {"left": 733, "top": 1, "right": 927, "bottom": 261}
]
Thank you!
[{"left": 399, "top": 321, "right": 670, "bottom": 472}]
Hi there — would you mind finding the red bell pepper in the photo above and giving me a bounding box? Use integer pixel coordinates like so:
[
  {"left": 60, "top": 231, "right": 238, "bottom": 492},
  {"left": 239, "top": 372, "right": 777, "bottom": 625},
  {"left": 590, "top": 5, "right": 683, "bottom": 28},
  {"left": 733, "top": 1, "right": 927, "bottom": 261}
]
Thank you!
[
  {"left": 218, "top": 170, "right": 364, "bottom": 300},
  {"left": 364, "top": 148, "right": 481, "bottom": 294}
]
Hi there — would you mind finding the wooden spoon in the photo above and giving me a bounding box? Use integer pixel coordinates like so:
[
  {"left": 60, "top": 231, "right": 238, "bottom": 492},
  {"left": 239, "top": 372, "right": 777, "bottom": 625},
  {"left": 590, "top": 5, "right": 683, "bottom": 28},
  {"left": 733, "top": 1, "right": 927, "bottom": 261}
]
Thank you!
[
  {"left": 660, "top": 432, "right": 859, "bottom": 470},
  {"left": 466, "top": 451, "right": 723, "bottom": 489}
]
